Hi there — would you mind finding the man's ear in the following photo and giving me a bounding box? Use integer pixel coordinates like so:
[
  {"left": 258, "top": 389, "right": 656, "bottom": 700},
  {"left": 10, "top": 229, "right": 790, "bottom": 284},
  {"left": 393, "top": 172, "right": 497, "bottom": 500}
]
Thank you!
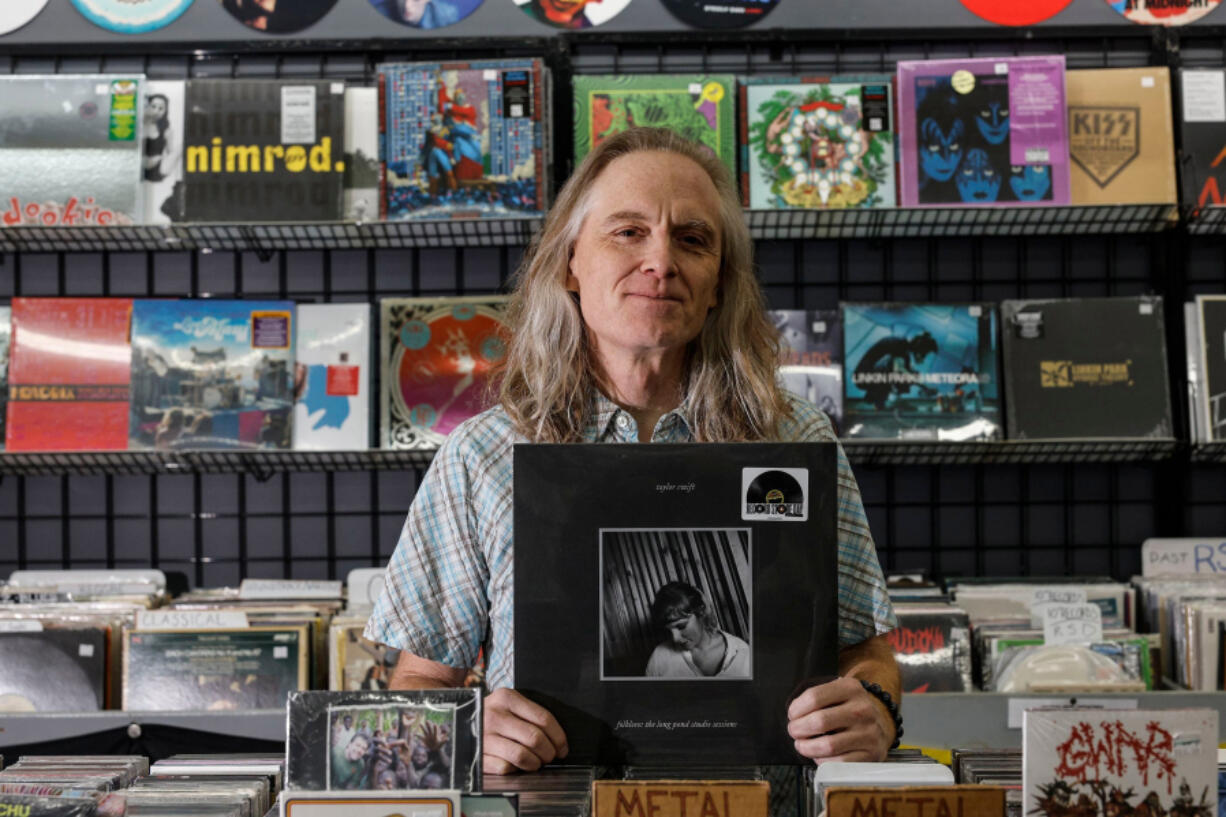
[{"left": 565, "top": 246, "right": 580, "bottom": 294}]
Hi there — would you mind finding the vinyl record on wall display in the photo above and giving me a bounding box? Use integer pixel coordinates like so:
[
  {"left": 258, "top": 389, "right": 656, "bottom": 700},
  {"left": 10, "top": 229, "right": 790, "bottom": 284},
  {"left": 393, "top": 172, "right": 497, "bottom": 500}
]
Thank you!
[
  {"left": 367, "top": 0, "right": 483, "bottom": 28},
  {"left": 510, "top": 0, "right": 631, "bottom": 29},
  {"left": 1104, "top": 0, "right": 1221, "bottom": 25},
  {"left": 659, "top": 0, "right": 780, "bottom": 29},
  {"left": 958, "top": 0, "right": 1072, "bottom": 25},
  {"left": 0, "top": 0, "right": 50, "bottom": 36},
  {"left": 218, "top": 0, "right": 338, "bottom": 33},
  {"left": 70, "top": 0, "right": 193, "bottom": 33}
]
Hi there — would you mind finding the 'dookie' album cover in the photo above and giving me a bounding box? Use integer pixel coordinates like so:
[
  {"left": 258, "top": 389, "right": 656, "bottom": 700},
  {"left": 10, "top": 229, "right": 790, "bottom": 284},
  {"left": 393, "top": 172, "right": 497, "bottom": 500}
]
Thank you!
[
  {"left": 286, "top": 689, "right": 481, "bottom": 794},
  {"left": 842, "top": 302, "right": 1001, "bottom": 441},
  {"left": 896, "top": 56, "right": 1070, "bottom": 207},
  {"left": 0, "top": 74, "right": 143, "bottom": 227},
  {"left": 513, "top": 443, "right": 837, "bottom": 765},
  {"left": 1001, "top": 296, "right": 1173, "bottom": 440}
]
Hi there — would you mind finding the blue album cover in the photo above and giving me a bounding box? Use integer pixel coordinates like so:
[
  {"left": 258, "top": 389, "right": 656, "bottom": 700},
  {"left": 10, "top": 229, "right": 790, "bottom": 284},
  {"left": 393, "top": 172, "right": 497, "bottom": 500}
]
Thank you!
[
  {"left": 379, "top": 59, "right": 546, "bottom": 220},
  {"left": 842, "top": 303, "right": 1000, "bottom": 440},
  {"left": 70, "top": 0, "right": 193, "bottom": 33},
  {"left": 129, "top": 300, "right": 295, "bottom": 450}
]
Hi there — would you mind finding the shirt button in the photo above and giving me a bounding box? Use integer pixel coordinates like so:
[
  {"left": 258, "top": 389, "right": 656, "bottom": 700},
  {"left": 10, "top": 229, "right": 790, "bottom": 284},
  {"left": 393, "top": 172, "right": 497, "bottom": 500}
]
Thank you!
[{"left": 616, "top": 414, "right": 631, "bottom": 430}]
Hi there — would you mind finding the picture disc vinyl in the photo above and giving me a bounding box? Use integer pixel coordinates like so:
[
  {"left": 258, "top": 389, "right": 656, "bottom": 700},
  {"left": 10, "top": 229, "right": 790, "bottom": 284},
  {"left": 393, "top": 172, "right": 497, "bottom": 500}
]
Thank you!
[
  {"left": 660, "top": 0, "right": 780, "bottom": 29},
  {"left": 0, "top": 0, "right": 50, "bottom": 36},
  {"left": 958, "top": 0, "right": 1072, "bottom": 25},
  {"left": 745, "top": 469, "right": 803, "bottom": 506},
  {"left": 1105, "top": 0, "right": 1222, "bottom": 25},
  {"left": 218, "top": 0, "right": 338, "bottom": 33},
  {"left": 510, "top": 0, "right": 632, "bottom": 30},
  {"left": 71, "top": 0, "right": 193, "bottom": 32},
  {"left": 368, "top": 0, "right": 483, "bottom": 29}
]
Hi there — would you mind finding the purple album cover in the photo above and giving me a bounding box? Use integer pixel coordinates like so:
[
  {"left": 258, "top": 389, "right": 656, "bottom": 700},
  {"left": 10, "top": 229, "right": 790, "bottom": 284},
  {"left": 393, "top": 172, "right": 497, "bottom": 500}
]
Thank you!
[{"left": 896, "top": 56, "right": 1070, "bottom": 207}]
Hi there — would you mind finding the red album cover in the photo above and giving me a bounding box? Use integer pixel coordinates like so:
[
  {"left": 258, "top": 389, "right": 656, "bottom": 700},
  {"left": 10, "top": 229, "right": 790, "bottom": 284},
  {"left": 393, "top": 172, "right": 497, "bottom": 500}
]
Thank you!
[{"left": 6, "top": 297, "right": 133, "bottom": 451}]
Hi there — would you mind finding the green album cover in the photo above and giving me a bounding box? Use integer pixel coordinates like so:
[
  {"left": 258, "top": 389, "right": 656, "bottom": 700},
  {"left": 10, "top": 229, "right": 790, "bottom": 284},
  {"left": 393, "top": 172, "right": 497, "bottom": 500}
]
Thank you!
[
  {"left": 572, "top": 75, "right": 737, "bottom": 180},
  {"left": 123, "top": 626, "right": 308, "bottom": 710}
]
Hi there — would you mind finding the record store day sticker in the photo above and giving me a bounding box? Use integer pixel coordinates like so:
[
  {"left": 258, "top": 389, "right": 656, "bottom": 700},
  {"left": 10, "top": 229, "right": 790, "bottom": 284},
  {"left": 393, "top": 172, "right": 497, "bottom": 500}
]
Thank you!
[
  {"left": 742, "top": 466, "right": 808, "bottom": 522},
  {"left": 1105, "top": 0, "right": 1222, "bottom": 25},
  {"left": 70, "top": 0, "right": 194, "bottom": 33},
  {"left": 0, "top": 0, "right": 51, "bottom": 36}
]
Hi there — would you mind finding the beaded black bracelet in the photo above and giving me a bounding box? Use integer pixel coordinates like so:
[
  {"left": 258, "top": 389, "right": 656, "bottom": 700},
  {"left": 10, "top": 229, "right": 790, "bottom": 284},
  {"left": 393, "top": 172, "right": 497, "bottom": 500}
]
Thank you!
[{"left": 860, "top": 679, "right": 904, "bottom": 750}]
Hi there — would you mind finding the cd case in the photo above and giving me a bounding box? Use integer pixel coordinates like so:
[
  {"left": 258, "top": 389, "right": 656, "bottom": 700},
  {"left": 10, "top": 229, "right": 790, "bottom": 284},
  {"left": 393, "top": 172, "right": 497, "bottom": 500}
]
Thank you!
[{"left": 286, "top": 689, "right": 482, "bottom": 794}]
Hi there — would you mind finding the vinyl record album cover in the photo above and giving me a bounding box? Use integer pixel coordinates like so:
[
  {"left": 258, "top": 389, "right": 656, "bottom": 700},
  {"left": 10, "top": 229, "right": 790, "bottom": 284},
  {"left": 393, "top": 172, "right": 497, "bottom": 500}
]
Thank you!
[
  {"left": 887, "top": 606, "right": 973, "bottom": 693},
  {"left": 0, "top": 629, "right": 106, "bottom": 712},
  {"left": 769, "top": 309, "right": 843, "bottom": 433},
  {"left": 129, "top": 300, "right": 296, "bottom": 451},
  {"left": 294, "top": 303, "right": 370, "bottom": 451},
  {"left": 510, "top": 0, "right": 631, "bottom": 29},
  {"left": 367, "top": 0, "right": 482, "bottom": 28},
  {"left": 143, "top": 79, "right": 186, "bottom": 224},
  {"left": 0, "top": 306, "right": 9, "bottom": 452},
  {"left": 379, "top": 60, "right": 547, "bottom": 220},
  {"left": 1001, "top": 296, "right": 1174, "bottom": 440},
  {"left": 1105, "top": 0, "right": 1222, "bottom": 25},
  {"left": 1067, "top": 68, "right": 1177, "bottom": 206},
  {"left": 182, "top": 79, "right": 345, "bottom": 222},
  {"left": 1196, "top": 295, "right": 1226, "bottom": 443},
  {"left": 514, "top": 443, "right": 839, "bottom": 765},
  {"left": 0, "top": 795, "right": 98, "bottom": 817},
  {"left": 343, "top": 87, "right": 379, "bottom": 222},
  {"left": 329, "top": 622, "right": 400, "bottom": 691},
  {"left": 217, "top": 0, "right": 337, "bottom": 33},
  {"left": 6, "top": 298, "right": 133, "bottom": 451},
  {"left": 1180, "top": 70, "right": 1226, "bottom": 210},
  {"left": 896, "top": 56, "right": 1070, "bottom": 207},
  {"left": 0, "top": 0, "right": 51, "bottom": 35},
  {"left": 123, "top": 626, "right": 309, "bottom": 710},
  {"left": 0, "top": 75, "right": 143, "bottom": 226},
  {"left": 380, "top": 296, "right": 509, "bottom": 450},
  {"left": 1023, "top": 708, "right": 1217, "bottom": 817},
  {"left": 842, "top": 303, "right": 1001, "bottom": 441},
  {"left": 573, "top": 75, "right": 737, "bottom": 180},
  {"left": 660, "top": 0, "right": 780, "bottom": 28},
  {"left": 286, "top": 689, "right": 481, "bottom": 793},
  {"left": 742, "top": 76, "right": 895, "bottom": 210},
  {"left": 70, "top": 0, "right": 193, "bottom": 33}
]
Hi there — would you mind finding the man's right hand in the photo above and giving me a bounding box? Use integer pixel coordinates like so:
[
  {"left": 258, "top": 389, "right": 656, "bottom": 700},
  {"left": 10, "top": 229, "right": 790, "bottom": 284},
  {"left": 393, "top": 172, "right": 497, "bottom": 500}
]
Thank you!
[{"left": 483, "top": 688, "right": 569, "bottom": 774}]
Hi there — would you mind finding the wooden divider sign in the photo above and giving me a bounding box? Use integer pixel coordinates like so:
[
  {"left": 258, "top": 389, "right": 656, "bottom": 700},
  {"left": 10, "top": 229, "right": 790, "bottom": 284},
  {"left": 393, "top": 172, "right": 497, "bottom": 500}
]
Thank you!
[
  {"left": 825, "top": 785, "right": 1006, "bottom": 817},
  {"left": 593, "top": 780, "right": 769, "bottom": 817}
]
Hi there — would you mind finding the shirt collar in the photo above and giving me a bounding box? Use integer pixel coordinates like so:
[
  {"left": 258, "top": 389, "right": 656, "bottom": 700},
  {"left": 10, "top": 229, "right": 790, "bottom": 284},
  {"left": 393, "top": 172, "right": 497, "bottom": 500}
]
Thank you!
[{"left": 586, "top": 389, "right": 694, "bottom": 442}]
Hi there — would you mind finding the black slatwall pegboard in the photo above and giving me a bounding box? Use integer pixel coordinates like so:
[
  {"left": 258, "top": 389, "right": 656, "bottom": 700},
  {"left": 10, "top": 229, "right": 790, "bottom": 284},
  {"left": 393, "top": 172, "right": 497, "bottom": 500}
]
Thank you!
[{"left": 0, "top": 30, "right": 1223, "bottom": 587}]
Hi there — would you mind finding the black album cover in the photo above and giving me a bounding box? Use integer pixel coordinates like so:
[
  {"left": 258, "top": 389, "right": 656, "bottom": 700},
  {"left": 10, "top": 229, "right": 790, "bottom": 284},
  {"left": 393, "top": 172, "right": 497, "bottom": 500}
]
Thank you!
[
  {"left": 1001, "top": 296, "right": 1174, "bottom": 440},
  {"left": 513, "top": 443, "right": 838, "bottom": 766},
  {"left": 182, "top": 80, "right": 345, "bottom": 222},
  {"left": 1179, "top": 70, "right": 1226, "bottom": 211},
  {"left": 286, "top": 689, "right": 481, "bottom": 794},
  {"left": 659, "top": 0, "right": 780, "bottom": 28},
  {"left": 0, "top": 629, "right": 106, "bottom": 712},
  {"left": 1198, "top": 295, "right": 1226, "bottom": 442},
  {"left": 886, "top": 607, "right": 972, "bottom": 693}
]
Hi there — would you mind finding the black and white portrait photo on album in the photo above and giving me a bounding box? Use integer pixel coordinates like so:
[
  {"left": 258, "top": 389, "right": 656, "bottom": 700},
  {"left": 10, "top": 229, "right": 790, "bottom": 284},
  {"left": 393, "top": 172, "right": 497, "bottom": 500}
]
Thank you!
[{"left": 600, "top": 528, "right": 752, "bottom": 681}]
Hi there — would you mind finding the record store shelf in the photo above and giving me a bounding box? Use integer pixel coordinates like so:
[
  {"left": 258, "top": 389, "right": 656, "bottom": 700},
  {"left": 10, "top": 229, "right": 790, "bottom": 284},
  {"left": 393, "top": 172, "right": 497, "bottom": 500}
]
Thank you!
[
  {"left": 0, "top": 217, "right": 546, "bottom": 255},
  {"left": 0, "top": 439, "right": 1180, "bottom": 478},
  {"left": 1191, "top": 442, "right": 1226, "bottom": 464},
  {"left": 1183, "top": 205, "right": 1226, "bottom": 236},
  {"left": 0, "top": 204, "right": 1179, "bottom": 255},
  {"left": 0, "top": 709, "right": 285, "bottom": 749}
]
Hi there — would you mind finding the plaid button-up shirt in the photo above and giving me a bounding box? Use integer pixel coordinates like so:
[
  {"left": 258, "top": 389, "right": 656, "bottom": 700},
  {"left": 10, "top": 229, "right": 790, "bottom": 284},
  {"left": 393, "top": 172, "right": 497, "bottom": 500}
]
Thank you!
[{"left": 366, "top": 391, "right": 896, "bottom": 690}]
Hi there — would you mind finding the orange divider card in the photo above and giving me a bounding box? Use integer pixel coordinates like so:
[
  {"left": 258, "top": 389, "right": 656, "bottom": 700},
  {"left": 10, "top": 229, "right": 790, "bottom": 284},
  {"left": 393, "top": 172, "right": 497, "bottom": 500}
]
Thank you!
[
  {"left": 824, "top": 785, "right": 1007, "bottom": 817},
  {"left": 592, "top": 780, "right": 769, "bottom": 817}
]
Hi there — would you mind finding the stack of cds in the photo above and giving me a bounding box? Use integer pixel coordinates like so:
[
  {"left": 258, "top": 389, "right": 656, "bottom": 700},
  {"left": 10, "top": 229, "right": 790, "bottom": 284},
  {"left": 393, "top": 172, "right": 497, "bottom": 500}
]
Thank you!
[{"left": 483, "top": 766, "right": 595, "bottom": 817}]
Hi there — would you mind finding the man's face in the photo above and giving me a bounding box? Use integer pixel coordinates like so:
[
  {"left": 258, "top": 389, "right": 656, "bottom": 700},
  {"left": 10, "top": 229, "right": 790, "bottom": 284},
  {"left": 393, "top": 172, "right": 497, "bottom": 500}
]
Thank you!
[
  {"left": 665, "top": 613, "right": 704, "bottom": 651},
  {"left": 345, "top": 735, "right": 369, "bottom": 762},
  {"left": 566, "top": 151, "right": 721, "bottom": 365},
  {"left": 343, "top": 716, "right": 353, "bottom": 729},
  {"left": 401, "top": 0, "right": 429, "bottom": 24}
]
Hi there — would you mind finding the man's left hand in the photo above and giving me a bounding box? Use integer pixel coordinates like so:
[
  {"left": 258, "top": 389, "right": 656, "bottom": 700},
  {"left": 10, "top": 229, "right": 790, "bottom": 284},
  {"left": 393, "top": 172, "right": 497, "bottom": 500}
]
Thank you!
[{"left": 786, "top": 676, "right": 894, "bottom": 763}]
